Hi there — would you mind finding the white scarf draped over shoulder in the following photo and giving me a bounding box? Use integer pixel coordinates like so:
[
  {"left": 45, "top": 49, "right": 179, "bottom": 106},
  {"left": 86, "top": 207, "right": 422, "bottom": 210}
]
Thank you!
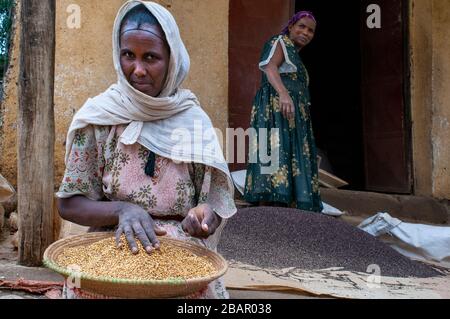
[{"left": 64, "top": 1, "right": 234, "bottom": 201}]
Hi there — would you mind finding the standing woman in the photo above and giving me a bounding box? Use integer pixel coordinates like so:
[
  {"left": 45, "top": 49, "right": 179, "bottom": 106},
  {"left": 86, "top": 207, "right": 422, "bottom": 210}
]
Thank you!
[{"left": 244, "top": 11, "right": 323, "bottom": 212}]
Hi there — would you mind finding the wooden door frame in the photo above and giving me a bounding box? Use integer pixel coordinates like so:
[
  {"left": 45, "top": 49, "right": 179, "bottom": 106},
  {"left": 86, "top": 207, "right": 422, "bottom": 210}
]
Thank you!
[
  {"left": 361, "top": 0, "right": 413, "bottom": 194},
  {"left": 227, "top": 0, "right": 296, "bottom": 172},
  {"left": 402, "top": 0, "right": 414, "bottom": 194}
]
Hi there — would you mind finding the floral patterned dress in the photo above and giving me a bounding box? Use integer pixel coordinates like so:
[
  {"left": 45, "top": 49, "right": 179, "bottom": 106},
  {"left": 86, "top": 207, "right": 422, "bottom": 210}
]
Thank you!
[
  {"left": 244, "top": 35, "right": 323, "bottom": 212},
  {"left": 57, "top": 124, "right": 236, "bottom": 299}
]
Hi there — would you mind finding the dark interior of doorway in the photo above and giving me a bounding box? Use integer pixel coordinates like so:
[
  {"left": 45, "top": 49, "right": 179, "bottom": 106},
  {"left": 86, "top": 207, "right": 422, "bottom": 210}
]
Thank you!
[{"left": 295, "top": 0, "right": 364, "bottom": 190}]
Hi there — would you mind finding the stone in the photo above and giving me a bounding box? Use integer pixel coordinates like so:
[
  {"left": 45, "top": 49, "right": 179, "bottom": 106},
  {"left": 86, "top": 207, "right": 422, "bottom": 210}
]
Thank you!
[
  {"left": 9, "top": 211, "right": 18, "bottom": 231},
  {"left": 0, "top": 174, "right": 15, "bottom": 203},
  {"left": 11, "top": 231, "right": 19, "bottom": 250},
  {"left": 0, "top": 204, "right": 4, "bottom": 234}
]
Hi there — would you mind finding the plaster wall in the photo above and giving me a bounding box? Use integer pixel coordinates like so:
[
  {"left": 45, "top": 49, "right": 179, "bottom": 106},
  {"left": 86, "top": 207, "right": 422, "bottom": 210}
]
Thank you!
[
  {"left": 430, "top": 0, "right": 450, "bottom": 199},
  {"left": 410, "top": 0, "right": 433, "bottom": 196},
  {"left": 410, "top": 0, "right": 450, "bottom": 199},
  {"left": 1, "top": 0, "right": 448, "bottom": 201},
  {"left": 0, "top": 0, "right": 230, "bottom": 188}
]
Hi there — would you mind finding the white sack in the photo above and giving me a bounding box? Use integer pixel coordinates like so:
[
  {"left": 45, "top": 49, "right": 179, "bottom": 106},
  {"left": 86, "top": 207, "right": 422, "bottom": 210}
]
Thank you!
[{"left": 358, "top": 212, "right": 450, "bottom": 268}]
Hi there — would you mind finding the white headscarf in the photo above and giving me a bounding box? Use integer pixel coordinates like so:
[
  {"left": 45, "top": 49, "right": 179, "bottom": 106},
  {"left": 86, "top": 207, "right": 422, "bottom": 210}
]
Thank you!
[{"left": 64, "top": 1, "right": 232, "bottom": 183}]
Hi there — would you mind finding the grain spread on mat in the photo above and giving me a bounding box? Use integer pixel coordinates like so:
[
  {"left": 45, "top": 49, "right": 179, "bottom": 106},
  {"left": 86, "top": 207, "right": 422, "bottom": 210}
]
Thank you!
[{"left": 218, "top": 207, "right": 442, "bottom": 278}]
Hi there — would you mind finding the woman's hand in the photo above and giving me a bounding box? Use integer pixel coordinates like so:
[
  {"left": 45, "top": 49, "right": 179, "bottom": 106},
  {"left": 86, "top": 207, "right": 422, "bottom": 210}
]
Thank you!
[
  {"left": 263, "top": 42, "right": 295, "bottom": 121},
  {"left": 181, "top": 204, "right": 222, "bottom": 239},
  {"left": 115, "top": 203, "right": 167, "bottom": 254},
  {"left": 279, "top": 92, "right": 295, "bottom": 120}
]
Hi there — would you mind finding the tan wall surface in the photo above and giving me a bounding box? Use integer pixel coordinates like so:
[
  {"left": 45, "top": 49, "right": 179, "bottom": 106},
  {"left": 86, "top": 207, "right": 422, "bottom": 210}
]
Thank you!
[
  {"left": 410, "top": 0, "right": 433, "bottom": 196},
  {"left": 53, "top": 0, "right": 123, "bottom": 187},
  {"left": 0, "top": 0, "right": 229, "bottom": 188},
  {"left": 431, "top": 0, "right": 450, "bottom": 198},
  {"left": 0, "top": 2, "right": 20, "bottom": 187},
  {"left": 410, "top": 0, "right": 450, "bottom": 200},
  {"left": 2, "top": 1, "right": 446, "bottom": 199}
]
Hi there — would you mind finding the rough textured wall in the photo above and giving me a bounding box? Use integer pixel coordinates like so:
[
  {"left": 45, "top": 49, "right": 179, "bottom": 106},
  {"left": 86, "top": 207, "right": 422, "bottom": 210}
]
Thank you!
[
  {"left": 431, "top": 0, "right": 450, "bottom": 199},
  {"left": 0, "top": 0, "right": 229, "bottom": 188},
  {"left": 166, "top": 0, "right": 229, "bottom": 135},
  {"left": 0, "top": 1, "right": 20, "bottom": 187},
  {"left": 410, "top": 0, "right": 433, "bottom": 196},
  {"left": 53, "top": 0, "right": 123, "bottom": 187},
  {"left": 410, "top": 0, "right": 450, "bottom": 200}
]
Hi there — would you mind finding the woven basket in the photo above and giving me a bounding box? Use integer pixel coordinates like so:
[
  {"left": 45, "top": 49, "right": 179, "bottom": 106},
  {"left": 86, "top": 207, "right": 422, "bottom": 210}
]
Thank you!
[{"left": 43, "top": 232, "right": 228, "bottom": 298}]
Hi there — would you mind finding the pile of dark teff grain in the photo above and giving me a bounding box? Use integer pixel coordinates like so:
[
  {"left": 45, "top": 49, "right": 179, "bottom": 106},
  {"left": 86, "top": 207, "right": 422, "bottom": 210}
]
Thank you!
[{"left": 218, "top": 207, "right": 441, "bottom": 278}]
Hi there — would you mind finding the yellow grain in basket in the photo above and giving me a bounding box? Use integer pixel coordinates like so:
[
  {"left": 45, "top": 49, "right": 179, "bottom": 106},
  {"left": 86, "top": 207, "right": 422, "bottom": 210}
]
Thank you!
[{"left": 56, "top": 236, "right": 216, "bottom": 281}]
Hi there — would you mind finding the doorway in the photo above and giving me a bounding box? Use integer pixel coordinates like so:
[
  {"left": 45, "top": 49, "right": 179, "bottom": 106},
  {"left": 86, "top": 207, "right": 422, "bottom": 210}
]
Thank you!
[
  {"left": 294, "top": 0, "right": 365, "bottom": 190},
  {"left": 294, "top": 0, "right": 412, "bottom": 193},
  {"left": 228, "top": 0, "right": 412, "bottom": 193}
]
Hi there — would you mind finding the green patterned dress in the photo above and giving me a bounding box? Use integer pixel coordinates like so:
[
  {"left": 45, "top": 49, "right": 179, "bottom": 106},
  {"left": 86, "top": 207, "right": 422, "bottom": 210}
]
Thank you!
[{"left": 244, "top": 34, "right": 323, "bottom": 212}]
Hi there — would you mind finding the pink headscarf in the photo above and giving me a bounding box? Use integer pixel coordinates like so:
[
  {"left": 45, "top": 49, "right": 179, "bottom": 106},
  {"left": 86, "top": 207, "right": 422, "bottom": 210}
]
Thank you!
[{"left": 282, "top": 11, "right": 317, "bottom": 35}]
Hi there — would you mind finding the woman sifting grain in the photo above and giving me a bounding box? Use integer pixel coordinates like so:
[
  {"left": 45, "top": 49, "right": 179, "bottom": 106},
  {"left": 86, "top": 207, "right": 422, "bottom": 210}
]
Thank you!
[{"left": 56, "top": 0, "right": 236, "bottom": 299}]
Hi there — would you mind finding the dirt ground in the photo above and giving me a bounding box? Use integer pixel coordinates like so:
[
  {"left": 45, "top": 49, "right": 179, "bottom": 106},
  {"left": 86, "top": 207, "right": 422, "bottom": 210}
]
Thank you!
[
  {"left": 0, "top": 221, "right": 317, "bottom": 299},
  {"left": 1, "top": 193, "right": 448, "bottom": 300}
]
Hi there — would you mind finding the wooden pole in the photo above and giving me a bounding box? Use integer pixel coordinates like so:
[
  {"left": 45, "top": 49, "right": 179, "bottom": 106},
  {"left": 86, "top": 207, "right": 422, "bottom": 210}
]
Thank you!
[{"left": 18, "top": 0, "right": 56, "bottom": 266}]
